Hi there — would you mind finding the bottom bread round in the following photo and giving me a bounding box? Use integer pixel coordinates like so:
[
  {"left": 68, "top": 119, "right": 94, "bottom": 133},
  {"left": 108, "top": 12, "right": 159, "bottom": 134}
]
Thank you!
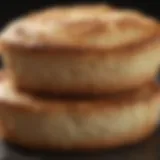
[{"left": 0, "top": 75, "right": 159, "bottom": 150}]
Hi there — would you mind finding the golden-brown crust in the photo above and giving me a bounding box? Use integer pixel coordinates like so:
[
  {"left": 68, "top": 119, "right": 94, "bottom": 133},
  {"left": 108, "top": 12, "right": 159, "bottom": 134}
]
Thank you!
[
  {"left": 1, "top": 5, "right": 160, "bottom": 95},
  {"left": 3, "top": 123, "right": 156, "bottom": 150},
  {"left": 0, "top": 72, "right": 159, "bottom": 113},
  {"left": 16, "top": 72, "right": 157, "bottom": 96},
  {"left": 1, "top": 91, "right": 159, "bottom": 150},
  {"left": 3, "top": 37, "right": 160, "bottom": 95},
  {"left": 0, "top": 4, "right": 159, "bottom": 54},
  {"left": 0, "top": 72, "right": 159, "bottom": 150}
]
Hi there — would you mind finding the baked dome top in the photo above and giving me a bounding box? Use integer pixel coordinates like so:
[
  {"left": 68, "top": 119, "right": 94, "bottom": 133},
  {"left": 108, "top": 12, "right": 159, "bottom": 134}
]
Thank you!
[{"left": 0, "top": 4, "right": 159, "bottom": 53}]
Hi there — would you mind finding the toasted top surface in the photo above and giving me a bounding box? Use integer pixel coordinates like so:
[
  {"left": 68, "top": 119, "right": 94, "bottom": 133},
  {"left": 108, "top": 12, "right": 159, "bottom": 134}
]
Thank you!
[{"left": 0, "top": 4, "right": 159, "bottom": 53}]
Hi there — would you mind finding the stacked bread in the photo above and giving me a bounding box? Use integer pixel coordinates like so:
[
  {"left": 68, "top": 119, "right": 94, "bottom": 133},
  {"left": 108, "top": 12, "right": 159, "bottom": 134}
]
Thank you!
[{"left": 0, "top": 4, "right": 159, "bottom": 150}]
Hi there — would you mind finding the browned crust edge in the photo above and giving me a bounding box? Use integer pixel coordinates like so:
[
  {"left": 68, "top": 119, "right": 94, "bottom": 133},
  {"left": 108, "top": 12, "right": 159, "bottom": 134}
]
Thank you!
[
  {"left": 1, "top": 30, "right": 160, "bottom": 57},
  {"left": 0, "top": 72, "right": 159, "bottom": 150},
  {"left": 1, "top": 121, "right": 157, "bottom": 150},
  {"left": 15, "top": 72, "right": 158, "bottom": 96},
  {"left": 0, "top": 3, "right": 160, "bottom": 56},
  {"left": 0, "top": 71, "right": 159, "bottom": 113}
]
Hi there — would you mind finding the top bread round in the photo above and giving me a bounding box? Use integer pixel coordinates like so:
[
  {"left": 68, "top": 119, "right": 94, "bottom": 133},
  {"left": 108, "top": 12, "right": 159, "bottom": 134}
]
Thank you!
[
  {"left": 0, "top": 4, "right": 160, "bottom": 95},
  {"left": 0, "top": 4, "right": 159, "bottom": 50}
]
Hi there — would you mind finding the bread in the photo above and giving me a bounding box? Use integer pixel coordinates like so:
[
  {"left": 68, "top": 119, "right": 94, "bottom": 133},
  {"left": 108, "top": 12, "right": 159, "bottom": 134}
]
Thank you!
[
  {"left": 0, "top": 73, "right": 159, "bottom": 150},
  {"left": 0, "top": 4, "right": 159, "bottom": 95}
]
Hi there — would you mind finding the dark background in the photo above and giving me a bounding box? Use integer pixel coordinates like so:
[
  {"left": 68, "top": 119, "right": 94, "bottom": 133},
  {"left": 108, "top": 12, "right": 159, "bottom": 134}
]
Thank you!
[{"left": 0, "top": 0, "right": 159, "bottom": 29}]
